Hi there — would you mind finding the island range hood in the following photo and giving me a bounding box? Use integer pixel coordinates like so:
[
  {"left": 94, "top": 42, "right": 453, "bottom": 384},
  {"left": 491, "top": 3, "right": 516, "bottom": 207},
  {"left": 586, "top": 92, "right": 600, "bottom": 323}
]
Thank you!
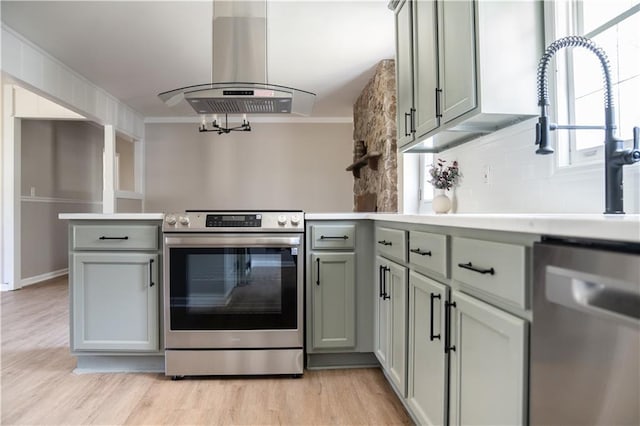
[{"left": 158, "top": 2, "right": 315, "bottom": 116}]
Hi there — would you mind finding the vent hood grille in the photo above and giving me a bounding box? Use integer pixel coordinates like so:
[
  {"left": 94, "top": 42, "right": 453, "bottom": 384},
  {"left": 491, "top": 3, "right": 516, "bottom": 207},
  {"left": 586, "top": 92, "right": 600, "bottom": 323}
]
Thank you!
[
  {"left": 198, "top": 98, "right": 291, "bottom": 114},
  {"left": 184, "top": 87, "right": 294, "bottom": 114}
]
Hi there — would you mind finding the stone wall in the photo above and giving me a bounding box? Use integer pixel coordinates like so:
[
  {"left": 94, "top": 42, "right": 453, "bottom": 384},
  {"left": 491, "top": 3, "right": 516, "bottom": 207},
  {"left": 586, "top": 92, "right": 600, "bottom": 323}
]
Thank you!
[{"left": 352, "top": 59, "right": 397, "bottom": 212}]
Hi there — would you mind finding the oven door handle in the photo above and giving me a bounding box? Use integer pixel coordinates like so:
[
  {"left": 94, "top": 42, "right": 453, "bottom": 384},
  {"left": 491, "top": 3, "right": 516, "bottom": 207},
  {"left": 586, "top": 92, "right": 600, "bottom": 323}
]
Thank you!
[{"left": 164, "top": 235, "right": 301, "bottom": 248}]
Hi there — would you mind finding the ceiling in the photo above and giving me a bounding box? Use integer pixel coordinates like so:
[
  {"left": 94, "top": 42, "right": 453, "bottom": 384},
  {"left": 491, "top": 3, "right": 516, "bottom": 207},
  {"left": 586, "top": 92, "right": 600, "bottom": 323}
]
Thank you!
[{"left": 1, "top": 0, "right": 396, "bottom": 120}]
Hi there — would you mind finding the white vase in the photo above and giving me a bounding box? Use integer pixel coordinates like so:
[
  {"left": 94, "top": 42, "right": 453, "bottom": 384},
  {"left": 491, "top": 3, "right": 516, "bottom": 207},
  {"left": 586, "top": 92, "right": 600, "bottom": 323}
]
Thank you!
[{"left": 432, "top": 189, "right": 451, "bottom": 214}]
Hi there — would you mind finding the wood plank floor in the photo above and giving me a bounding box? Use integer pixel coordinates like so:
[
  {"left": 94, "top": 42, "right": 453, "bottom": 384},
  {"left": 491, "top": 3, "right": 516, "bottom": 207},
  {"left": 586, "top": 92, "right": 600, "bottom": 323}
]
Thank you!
[{"left": 1, "top": 276, "right": 412, "bottom": 425}]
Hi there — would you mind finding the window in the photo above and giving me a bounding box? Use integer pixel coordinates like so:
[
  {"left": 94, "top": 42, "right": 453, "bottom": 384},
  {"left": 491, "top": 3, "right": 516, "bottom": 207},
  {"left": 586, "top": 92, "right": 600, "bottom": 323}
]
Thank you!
[
  {"left": 551, "top": 1, "right": 640, "bottom": 166},
  {"left": 418, "top": 152, "right": 434, "bottom": 213}
]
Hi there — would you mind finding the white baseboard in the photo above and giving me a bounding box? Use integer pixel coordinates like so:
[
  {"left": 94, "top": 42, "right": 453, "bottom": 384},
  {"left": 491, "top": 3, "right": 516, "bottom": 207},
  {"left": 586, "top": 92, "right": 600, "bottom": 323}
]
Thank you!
[
  {"left": 1, "top": 283, "right": 12, "bottom": 292},
  {"left": 20, "top": 268, "right": 68, "bottom": 287}
]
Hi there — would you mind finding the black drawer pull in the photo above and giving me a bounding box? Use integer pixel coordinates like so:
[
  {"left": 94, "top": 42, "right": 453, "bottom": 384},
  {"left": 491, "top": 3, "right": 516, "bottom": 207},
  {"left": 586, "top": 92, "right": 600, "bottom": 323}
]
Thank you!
[
  {"left": 410, "top": 248, "right": 432, "bottom": 257},
  {"left": 377, "top": 240, "right": 392, "bottom": 246},
  {"left": 458, "top": 262, "right": 495, "bottom": 275},
  {"left": 99, "top": 236, "right": 129, "bottom": 240},
  {"left": 320, "top": 235, "right": 349, "bottom": 240}
]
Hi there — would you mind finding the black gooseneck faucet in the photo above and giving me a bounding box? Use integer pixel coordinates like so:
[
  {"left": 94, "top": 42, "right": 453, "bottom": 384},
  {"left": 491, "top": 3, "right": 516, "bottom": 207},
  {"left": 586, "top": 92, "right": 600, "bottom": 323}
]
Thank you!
[{"left": 535, "top": 35, "right": 640, "bottom": 214}]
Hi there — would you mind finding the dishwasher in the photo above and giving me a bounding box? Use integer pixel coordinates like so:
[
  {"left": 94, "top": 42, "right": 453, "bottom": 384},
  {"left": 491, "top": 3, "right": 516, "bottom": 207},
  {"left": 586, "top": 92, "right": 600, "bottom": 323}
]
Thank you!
[{"left": 531, "top": 238, "right": 640, "bottom": 425}]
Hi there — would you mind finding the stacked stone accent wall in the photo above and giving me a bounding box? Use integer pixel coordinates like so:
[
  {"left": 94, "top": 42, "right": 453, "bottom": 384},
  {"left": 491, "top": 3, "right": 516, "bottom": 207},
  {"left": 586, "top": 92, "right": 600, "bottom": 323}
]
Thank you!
[{"left": 352, "top": 59, "right": 397, "bottom": 212}]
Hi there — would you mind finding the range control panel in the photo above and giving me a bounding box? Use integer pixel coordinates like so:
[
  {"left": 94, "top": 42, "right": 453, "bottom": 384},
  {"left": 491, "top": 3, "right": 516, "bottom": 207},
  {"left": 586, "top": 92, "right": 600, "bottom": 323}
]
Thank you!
[
  {"left": 162, "top": 211, "right": 303, "bottom": 232},
  {"left": 206, "top": 214, "right": 262, "bottom": 228}
]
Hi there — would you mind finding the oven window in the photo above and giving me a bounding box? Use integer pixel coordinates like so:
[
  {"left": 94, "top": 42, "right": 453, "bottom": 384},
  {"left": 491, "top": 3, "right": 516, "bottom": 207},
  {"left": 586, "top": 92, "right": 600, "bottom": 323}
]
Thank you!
[{"left": 169, "top": 247, "right": 297, "bottom": 330}]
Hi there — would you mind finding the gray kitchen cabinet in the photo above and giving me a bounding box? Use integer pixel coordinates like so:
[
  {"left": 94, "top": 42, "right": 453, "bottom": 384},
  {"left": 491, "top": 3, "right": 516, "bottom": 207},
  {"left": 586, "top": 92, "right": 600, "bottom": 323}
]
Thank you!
[
  {"left": 448, "top": 290, "right": 527, "bottom": 426},
  {"left": 305, "top": 221, "right": 375, "bottom": 368},
  {"left": 67, "top": 220, "right": 163, "bottom": 367},
  {"left": 438, "top": 0, "right": 476, "bottom": 123},
  {"left": 391, "top": 0, "right": 543, "bottom": 152},
  {"left": 407, "top": 270, "right": 448, "bottom": 426},
  {"left": 374, "top": 255, "right": 390, "bottom": 367},
  {"left": 375, "top": 254, "right": 409, "bottom": 397},
  {"left": 402, "top": 227, "right": 532, "bottom": 425},
  {"left": 72, "top": 252, "right": 159, "bottom": 351},
  {"left": 394, "top": 0, "right": 439, "bottom": 148},
  {"left": 310, "top": 252, "right": 356, "bottom": 349}
]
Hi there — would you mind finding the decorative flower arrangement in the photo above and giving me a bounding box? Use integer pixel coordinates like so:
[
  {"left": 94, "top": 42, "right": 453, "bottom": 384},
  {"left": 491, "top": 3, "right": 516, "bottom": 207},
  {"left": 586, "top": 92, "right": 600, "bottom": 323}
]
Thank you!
[{"left": 428, "top": 159, "right": 460, "bottom": 191}]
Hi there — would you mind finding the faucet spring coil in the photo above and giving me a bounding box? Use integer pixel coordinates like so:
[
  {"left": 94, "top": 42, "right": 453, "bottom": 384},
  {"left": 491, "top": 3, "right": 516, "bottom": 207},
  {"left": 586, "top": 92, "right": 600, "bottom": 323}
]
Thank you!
[{"left": 536, "top": 35, "right": 613, "bottom": 110}]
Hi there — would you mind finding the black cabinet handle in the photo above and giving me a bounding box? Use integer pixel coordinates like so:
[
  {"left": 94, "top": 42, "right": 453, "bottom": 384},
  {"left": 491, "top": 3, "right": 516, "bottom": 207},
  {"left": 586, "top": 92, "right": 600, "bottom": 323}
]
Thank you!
[
  {"left": 316, "top": 258, "right": 320, "bottom": 286},
  {"left": 378, "top": 265, "right": 384, "bottom": 298},
  {"left": 430, "top": 293, "right": 441, "bottom": 341},
  {"left": 435, "top": 88, "right": 443, "bottom": 118},
  {"left": 410, "top": 248, "right": 432, "bottom": 257},
  {"left": 149, "top": 259, "right": 155, "bottom": 287},
  {"left": 404, "top": 112, "right": 411, "bottom": 136},
  {"left": 99, "top": 236, "right": 129, "bottom": 240},
  {"left": 377, "top": 240, "right": 392, "bottom": 246},
  {"left": 320, "top": 235, "right": 348, "bottom": 240},
  {"left": 383, "top": 266, "right": 391, "bottom": 300},
  {"left": 444, "top": 300, "right": 457, "bottom": 353},
  {"left": 410, "top": 107, "right": 416, "bottom": 133},
  {"left": 457, "top": 262, "right": 495, "bottom": 275}
]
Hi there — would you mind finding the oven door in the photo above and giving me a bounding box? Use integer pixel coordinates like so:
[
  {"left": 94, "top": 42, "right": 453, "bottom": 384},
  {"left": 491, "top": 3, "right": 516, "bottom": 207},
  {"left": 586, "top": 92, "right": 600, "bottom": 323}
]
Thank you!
[{"left": 163, "top": 234, "right": 303, "bottom": 349}]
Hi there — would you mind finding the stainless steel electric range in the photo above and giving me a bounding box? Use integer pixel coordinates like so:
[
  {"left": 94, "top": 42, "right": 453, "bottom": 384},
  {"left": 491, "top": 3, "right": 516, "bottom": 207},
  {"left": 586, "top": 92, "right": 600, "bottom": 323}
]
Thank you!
[{"left": 162, "top": 210, "right": 304, "bottom": 378}]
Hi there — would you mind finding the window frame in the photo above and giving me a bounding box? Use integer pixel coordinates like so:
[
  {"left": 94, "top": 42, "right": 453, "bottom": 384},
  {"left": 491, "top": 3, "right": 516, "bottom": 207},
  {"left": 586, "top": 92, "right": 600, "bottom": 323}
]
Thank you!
[
  {"left": 548, "top": 1, "right": 640, "bottom": 169},
  {"left": 418, "top": 152, "right": 434, "bottom": 213}
]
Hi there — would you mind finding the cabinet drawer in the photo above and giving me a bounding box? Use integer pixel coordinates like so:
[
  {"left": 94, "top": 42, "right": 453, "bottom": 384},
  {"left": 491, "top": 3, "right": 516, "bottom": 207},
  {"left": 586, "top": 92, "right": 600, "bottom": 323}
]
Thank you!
[
  {"left": 73, "top": 225, "right": 159, "bottom": 251},
  {"left": 451, "top": 237, "right": 527, "bottom": 308},
  {"left": 376, "top": 227, "right": 407, "bottom": 263},
  {"left": 409, "top": 231, "right": 448, "bottom": 277},
  {"left": 311, "top": 225, "right": 356, "bottom": 250}
]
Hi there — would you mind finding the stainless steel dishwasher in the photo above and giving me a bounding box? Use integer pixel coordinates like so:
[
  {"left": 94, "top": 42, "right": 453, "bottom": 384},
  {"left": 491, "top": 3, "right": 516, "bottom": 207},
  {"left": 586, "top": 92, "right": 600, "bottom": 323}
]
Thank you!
[{"left": 531, "top": 238, "right": 640, "bottom": 425}]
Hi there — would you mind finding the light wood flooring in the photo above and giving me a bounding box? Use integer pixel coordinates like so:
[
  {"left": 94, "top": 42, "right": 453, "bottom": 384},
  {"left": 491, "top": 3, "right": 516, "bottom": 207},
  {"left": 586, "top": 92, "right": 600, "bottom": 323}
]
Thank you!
[{"left": 1, "top": 276, "right": 412, "bottom": 425}]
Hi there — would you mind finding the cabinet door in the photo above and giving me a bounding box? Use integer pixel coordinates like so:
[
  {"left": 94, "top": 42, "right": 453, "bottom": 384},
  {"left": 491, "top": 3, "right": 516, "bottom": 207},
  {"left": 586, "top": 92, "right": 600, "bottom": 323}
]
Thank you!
[
  {"left": 439, "top": 0, "right": 477, "bottom": 123},
  {"left": 412, "top": 0, "right": 439, "bottom": 137},
  {"left": 387, "top": 261, "right": 408, "bottom": 397},
  {"left": 449, "top": 290, "right": 526, "bottom": 426},
  {"left": 72, "top": 252, "right": 159, "bottom": 351},
  {"left": 395, "top": 0, "right": 415, "bottom": 147},
  {"left": 311, "top": 253, "right": 355, "bottom": 349},
  {"left": 408, "top": 271, "right": 448, "bottom": 426},
  {"left": 383, "top": 262, "right": 408, "bottom": 396},
  {"left": 374, "top": 256, "right": 390, "bottom": 367}
]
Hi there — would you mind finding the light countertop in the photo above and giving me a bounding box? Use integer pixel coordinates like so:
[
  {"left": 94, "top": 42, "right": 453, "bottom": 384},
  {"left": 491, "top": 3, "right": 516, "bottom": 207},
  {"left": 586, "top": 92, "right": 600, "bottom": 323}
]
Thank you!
[
  {"left": 57, "top": 212, "right": 639, "bottom": 243},
  {"left": 305, "top": 213, "right": 640, "bottom": 243},
  {"left": 58, "top": 213, "right": 164, "bottom": 220}
]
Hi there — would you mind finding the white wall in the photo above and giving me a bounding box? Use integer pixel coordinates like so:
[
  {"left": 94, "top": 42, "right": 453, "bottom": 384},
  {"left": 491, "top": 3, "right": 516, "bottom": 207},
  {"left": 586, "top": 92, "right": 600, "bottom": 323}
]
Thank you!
[
  {"left": 144, "top": 122, "right": 355, "bottom": 213},
  {"left": 427, "top": 119, "right": 640, "bottom": 214}
]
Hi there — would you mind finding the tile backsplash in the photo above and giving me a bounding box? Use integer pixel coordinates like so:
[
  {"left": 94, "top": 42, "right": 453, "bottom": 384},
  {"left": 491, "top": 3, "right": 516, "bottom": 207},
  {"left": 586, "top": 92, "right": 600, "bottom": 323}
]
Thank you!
[{"left": 423, "top": 119, "right": 640, "bottom": 214}]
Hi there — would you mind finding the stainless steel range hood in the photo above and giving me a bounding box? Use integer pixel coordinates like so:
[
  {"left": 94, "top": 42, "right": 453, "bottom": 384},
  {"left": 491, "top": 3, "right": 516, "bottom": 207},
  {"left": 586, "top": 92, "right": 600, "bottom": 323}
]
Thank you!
[{"left": 159, "top": 3, "right": 315, "bottom": 116}]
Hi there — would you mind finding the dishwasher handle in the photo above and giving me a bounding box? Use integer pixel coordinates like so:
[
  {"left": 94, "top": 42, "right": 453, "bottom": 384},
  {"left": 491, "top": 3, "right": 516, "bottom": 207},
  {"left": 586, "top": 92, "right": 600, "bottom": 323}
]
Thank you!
[{"left": 546, "top": 265, "right": 640, "bottom": 326}]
